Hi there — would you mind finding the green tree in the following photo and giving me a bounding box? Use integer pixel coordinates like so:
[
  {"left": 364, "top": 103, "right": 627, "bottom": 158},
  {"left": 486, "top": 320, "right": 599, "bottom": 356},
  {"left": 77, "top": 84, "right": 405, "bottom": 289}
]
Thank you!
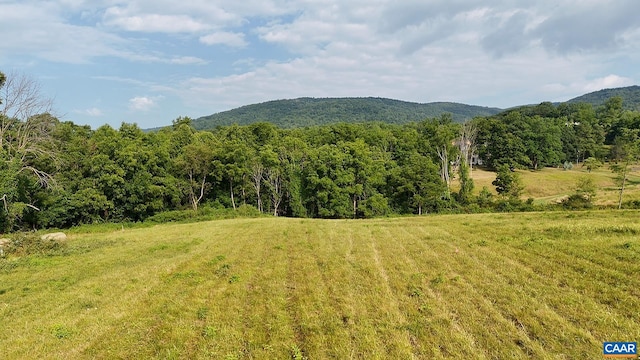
[
  {"left": 277, "top": 135, "right": 308, "bottom": 217},
  {"left": 583, "top": 157, "right": 602, "bottom": 173},
  {"left": 575, "top": 177, "right": 597, "bottom": 202},
  {"left": 419, "top": 114, "right": 459, "bottom": 198},
  {"left": 390, "top": 152, "right": 445, "bottom": 214},
  {"left": 476, "top": 116, "right": 528, "bottom": 169},
  {"left": 175, "top": 131, "right": 217, "bottom": 211},
  {"left": 340, "top": 140, "right": 386, "bottom": 218},
  {"left": 0, "top": 75, "right": 58, "bottom": 230},
  {"left": 457, "top": 162, "right": 474, "bottom": 205},
  {"left": 303, "top": 144, "right": 352, "bottom": 218},
  {"left": 610, "top": 130, "right": 639, "bottom": 209},
  {"left": 262, "top": 145, "right": 284, "bottom": 216},
  {"left": 601, "top": 96, "right": 624, "bottom": 144},
  {"left": 215, "top": 125, "right": 253, "bottom": 210},
  {"left": 492, "top": 164, "right": 523, "bottom": 199},
  {"left": 563, "top": 176, "right": 597, "bottom": 210}
]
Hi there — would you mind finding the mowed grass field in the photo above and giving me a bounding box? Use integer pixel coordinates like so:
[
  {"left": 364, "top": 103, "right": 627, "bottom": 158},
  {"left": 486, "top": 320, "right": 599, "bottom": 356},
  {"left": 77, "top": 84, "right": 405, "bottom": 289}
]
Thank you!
[{"left": 1, "top": 211, "right": 640, "bottom": 359}]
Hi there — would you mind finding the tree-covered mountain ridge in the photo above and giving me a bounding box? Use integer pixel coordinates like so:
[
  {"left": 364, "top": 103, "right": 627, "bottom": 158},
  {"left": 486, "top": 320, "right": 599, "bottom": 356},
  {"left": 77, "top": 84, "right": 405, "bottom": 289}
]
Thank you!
[
  {"left": 566, "top": 85, "right": 640, "bottom": 109},
  {"left": 192, "top": 86, "right": 640, "bottom": 129},
  {"left": 193, "top": 97, "right": 503, "bottom": 129}
]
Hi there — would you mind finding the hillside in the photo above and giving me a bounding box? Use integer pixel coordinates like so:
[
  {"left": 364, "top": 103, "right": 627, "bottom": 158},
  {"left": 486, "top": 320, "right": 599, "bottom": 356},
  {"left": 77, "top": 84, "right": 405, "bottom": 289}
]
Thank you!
[
  {"left": 1, "top": 212, "right": 638, "bottom": 358},
  {"left": 192, "top": 97, "right": 502, "bottom": 129},
  {"left": 566, "top": 85, "right": 640, "bottom": 110}
]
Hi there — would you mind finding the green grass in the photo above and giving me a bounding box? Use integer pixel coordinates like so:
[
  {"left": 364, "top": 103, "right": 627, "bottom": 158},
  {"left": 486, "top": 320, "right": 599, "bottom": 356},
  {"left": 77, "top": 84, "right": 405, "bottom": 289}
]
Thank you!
[
  {"left": 468, "top": 165, "right": 640, "bottom": 205},
  {"left": 1, "top": 211, "right": 639, "bottom": 358}
]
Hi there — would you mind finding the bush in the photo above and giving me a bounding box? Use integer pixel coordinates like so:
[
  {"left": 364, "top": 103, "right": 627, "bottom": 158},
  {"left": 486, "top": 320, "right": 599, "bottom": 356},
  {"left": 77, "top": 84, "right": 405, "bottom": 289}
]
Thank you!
[
  {"left": 561, "top": 194, "right": 593, "bottom": 210},
  {"left": 583, "top": 157, "right": 602, "bottom": 172},
  {"left": 146, "top": 204, "right": 264, "bottom": 225},
  {"left": 563, "top": 161, "right": 574, "bottom": 171},
  {"left": 146, "top": 209, "right": 196, "bottom": 223},
  {"left": 2, "top": 232, "right": 67, "bottom": 256}
]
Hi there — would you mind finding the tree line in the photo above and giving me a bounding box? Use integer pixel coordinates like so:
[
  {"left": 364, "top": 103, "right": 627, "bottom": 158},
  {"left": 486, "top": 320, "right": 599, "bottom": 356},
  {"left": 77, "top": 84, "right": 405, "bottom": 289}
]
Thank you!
[{"left": 1, "top": 71, "right": 639, "bottom": 232}]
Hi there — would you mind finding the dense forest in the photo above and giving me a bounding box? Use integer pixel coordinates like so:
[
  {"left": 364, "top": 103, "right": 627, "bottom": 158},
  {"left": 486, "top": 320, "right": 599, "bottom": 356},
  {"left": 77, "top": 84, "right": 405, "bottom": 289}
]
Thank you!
[
  {"left": 191, "top": 97, "right": 503, "bottom": 129},
  {"left": 1, "top": 70, "right": 640, "bottom": 232},
  {"left": 189, "top": 86, "right": 640, "bottom": 131},
  {"left": 567, "top": 85, "right": 640, "bottom": 110}
]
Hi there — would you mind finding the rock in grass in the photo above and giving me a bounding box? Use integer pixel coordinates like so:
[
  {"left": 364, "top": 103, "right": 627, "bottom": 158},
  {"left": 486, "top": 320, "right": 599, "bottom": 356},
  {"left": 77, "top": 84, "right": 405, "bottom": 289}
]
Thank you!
[
  {"left": 0, "top": 238, "right": 10, "bottom": 256},
  {"left": 40, "top": 232, "right": 67, "bottom": 243}
]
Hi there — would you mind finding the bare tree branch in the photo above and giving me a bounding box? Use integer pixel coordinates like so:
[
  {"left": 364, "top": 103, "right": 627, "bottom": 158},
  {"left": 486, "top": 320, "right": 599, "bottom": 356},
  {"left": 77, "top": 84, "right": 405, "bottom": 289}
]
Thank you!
[
  {"left": 1, "top": 70, "right": 54, "bottom": 121},
  {"left": 0, "top": 70, "right": 58, "bottom": 218},
  {"left": 458, "top": 121, "right": 478, "bottom": 172}
]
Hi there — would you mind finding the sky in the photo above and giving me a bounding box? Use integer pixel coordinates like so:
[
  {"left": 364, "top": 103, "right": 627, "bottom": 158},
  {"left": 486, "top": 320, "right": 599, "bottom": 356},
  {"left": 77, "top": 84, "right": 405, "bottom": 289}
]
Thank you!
[{"left": 1, "top": 0, "right": 639, "bottom": 129}]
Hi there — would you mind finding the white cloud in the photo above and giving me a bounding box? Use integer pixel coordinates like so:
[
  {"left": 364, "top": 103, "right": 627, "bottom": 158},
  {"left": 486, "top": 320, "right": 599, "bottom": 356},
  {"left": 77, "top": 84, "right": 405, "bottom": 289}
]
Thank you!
[
  {"left": 200, "top": 32, "right": 248, "bottom": 48},
  {"left": 583, "top": 75, "right": 635, "bottom": 92},
  {"left": 74, "top": 107, "right": 104, "bottom": 117},
  {"left": 0, "top": 3, "right": 125, "bottom": 63},
  {"left": 85, "top": 107, "right": 104, "bottom": 117},
  {"left": 170, "top": 56, "right": 208, "bottom": 65},
  {"left": 2, "top": 0, "right": 640, "bottom": 128},
  {"left": 129, "top": 96, "right": 159, "bottom": 111},
  {"left": 103, "top": 7, "right": 212, "bottom": 33}
]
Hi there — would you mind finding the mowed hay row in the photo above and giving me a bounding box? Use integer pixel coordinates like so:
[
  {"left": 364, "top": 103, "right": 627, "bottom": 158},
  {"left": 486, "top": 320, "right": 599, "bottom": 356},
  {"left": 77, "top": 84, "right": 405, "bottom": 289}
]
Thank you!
[{"left": 0, "top": 211, "right": 639, "bottom": 359}]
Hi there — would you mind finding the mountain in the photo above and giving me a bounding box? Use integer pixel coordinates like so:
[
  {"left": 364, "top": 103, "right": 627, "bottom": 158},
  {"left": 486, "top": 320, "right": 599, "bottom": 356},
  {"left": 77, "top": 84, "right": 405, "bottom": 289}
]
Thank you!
[
  {"left": 566, "top": 85, "right": 640, "bottom": 110},
  {"left": 192, "top": 97, "right": 503, "bottom": 130}
]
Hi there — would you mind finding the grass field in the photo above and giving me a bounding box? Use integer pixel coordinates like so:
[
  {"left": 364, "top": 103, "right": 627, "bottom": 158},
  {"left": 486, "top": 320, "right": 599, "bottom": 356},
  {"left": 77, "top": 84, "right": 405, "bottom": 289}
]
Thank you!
[
  {"left": 1, "top": 211, "right": 639, "bottom": 359},
  {"left": 469, "top": 165, "right": 640, "bottom": 205}
]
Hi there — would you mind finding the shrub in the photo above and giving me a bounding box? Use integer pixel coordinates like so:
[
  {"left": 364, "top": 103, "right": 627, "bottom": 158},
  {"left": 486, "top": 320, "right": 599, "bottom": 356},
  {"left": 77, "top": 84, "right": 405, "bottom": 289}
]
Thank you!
[
  {"left": 563, "top": 161, "right": 573, "bottom": 171},
  {"left": 562, "top": 194, "right": 593, "bottom": 210},
  {"left": 583, "top": 157, "right": 602, "bottom": 172},
  {"left": 145, "top": 204, "right": 264, "bottom": 225},
  {"left": 3, "top": 232, "right": 67, "bottom": 256}
]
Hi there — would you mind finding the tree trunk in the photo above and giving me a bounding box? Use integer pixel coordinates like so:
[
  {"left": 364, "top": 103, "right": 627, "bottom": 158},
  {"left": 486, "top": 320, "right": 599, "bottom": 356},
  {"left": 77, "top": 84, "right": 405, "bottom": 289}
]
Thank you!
[
  {"left": 189, "top": 171, "right": 206, "bottom": 211},
  {"left": 437, "top": 145, "right": 450, "bottom": 188},
  {"left": 618, "top": 168, "right": 627, "bottom": 210},
  {"left": 267, "top": 171, "right": 283, "bottom": 217},
  {"left": 230, "top": 179, "right": 236, "bottom": 210},
  {"left": 353, "top": 197, "right": 357, "bottom": 218}
]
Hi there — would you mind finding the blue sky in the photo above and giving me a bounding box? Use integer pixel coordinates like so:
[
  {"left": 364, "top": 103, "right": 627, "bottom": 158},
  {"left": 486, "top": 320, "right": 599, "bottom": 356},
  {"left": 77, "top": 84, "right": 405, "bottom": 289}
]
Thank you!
[{"left": 1, "top": 0, "right": 639, "bottom": 129}]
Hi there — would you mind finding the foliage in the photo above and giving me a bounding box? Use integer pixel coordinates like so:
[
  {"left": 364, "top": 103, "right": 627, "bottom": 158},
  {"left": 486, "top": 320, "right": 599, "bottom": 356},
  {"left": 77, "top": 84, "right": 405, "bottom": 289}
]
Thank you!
[
  {"left": 3, "top": 69, "right": 640, "bottom": 231},
  {"left": 567, "top": 85, "right": 640, "bottom": 110},
  {"left": 609, "top": 129, "right": 639, "bottom": 209},
  {"left": 562, "top": 176, "right": 597, "bottom": 210},
  {"left": 492, "top": 165, "right": 523, "bottom": 198},
  {"left": 0, "top": 72, "right": 57, "bottom": 232},
  {"left": 574, "top": 176, "right": 597, "bottom": 202},
  {"left": 456, "top": 162, "right": 474, "bottom": 204},
  {"left": 191, "top": 97, "right": 503, "bottom": 129},
  {"left": 561, "top": 194, "right": 593, "bottom": 210},
  {"left": 583, "top": 157, "right": 602, "bottom": 172},
  {"left": 1, "top": 232, "right": 67, "bottom": 256}
]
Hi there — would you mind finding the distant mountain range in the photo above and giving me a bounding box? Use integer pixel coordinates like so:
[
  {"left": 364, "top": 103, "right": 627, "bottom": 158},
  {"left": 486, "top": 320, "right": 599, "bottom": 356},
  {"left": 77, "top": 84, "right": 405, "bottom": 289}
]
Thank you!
[
  {"left": 192, "top": 98, "right": 502, "bottom": 130},
  {"left": 566, "top": 85, "right": 640, "bottom": 110},
  {"left": 188, "top": 86, "right": 640, "bottom": 130}
]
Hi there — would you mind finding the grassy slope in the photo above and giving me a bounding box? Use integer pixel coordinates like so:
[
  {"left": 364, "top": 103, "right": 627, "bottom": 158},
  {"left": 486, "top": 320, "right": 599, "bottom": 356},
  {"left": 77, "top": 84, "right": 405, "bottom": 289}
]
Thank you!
[
  {"left": 1, "top": 212, "right": 639, "bottom": 359},
  {"left": 468, "top": 165, "right": 640, "bottom": 205}
]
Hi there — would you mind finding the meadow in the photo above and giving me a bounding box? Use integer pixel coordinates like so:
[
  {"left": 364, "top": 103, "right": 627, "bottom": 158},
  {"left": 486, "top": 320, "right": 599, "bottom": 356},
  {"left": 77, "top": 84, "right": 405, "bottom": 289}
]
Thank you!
[
  {"left": 469, "top": 165, "right": 640, "bottom": 206},
  {"left": 1, "top": 211, "right": 639, "bottom": 359}
]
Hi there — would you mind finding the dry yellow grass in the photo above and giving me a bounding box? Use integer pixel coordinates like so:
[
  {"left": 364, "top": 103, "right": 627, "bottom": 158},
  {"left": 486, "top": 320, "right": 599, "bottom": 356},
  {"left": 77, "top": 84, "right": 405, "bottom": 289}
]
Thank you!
[
  {"left": 1, "top": 211, "right": 639, "bottom": 359},
  {"left": 461, "top": 164, "right": 640, "bottom": 205}
]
